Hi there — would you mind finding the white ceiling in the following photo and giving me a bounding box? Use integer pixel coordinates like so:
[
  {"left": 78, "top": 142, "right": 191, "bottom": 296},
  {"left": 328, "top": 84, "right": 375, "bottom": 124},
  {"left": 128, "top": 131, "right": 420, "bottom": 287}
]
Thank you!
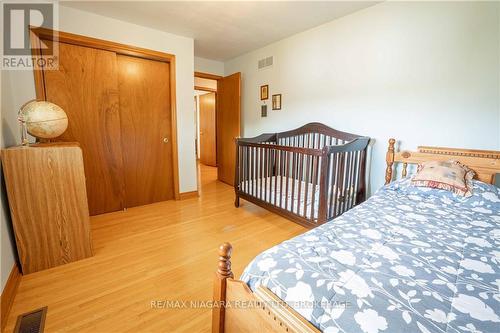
[{"left": 60, "top": 1, "right": 378, "bottom": 61}]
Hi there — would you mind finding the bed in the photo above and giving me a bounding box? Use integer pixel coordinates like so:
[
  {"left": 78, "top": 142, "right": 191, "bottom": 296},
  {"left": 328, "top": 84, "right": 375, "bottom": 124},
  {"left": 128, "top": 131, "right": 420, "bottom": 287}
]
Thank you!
[
  {"left": 234, "top": 123, "right": 370, "bottom": 228},
  {"left": 212, "top": 140, "right": 500, "bottom": 333}
]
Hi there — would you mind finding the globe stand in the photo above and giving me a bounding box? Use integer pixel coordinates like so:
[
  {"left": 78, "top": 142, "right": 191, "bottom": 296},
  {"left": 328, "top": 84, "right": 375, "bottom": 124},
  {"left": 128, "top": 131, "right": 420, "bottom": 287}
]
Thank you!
[{"left": 18, "top": 108, "right": 30, "bottom": 147}]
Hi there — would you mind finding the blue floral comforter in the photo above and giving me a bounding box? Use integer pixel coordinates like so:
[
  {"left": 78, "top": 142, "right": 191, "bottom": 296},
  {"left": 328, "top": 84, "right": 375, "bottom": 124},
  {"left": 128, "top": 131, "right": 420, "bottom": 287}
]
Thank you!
[{"left": 241, "top": 179, "right": 500, "bottom": 333}]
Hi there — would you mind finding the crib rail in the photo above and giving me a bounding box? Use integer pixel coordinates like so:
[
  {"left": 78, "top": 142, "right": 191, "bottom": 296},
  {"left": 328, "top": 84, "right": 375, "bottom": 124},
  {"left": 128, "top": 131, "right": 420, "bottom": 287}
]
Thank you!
[{"left": 234, "top": 123, "right": 369, "bottom": 228}]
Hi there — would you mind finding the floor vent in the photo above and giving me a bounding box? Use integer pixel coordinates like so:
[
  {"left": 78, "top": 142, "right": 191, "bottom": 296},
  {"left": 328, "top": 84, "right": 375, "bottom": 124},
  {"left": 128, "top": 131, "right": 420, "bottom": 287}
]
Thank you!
[{"left": 14, "top": 306, "right": 47, "bottom": 333}]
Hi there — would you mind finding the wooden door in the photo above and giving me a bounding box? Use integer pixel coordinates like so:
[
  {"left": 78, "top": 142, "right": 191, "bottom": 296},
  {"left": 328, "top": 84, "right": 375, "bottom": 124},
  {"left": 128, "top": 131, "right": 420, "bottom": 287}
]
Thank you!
[
  {"left": 217, "top": 72, "right": 241, "bottom": 185},
  {"left": 117, "top": 55, "right": 175, "bottom": 208},
  {"left": 199, "top": 93, "right": 217, "bottom": 166},
  {"left": 42, "top": 41, "right": 125, "bottom": 215}
]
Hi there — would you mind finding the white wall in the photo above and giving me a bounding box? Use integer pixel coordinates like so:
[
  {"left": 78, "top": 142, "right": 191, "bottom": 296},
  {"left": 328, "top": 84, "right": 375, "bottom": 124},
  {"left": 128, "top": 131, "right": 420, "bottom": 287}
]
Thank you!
[
  {"left": 0, "top": 70, "right": 34, "bottom": 289},
  {"left": 1, "top": 5, "right": 197, "bottom": 289},
  {"left": 195, "top": 56, "right": 224, "bottom": 76},
  {"left": 225, "top": 1, "right": 500, "bottom": 194}
]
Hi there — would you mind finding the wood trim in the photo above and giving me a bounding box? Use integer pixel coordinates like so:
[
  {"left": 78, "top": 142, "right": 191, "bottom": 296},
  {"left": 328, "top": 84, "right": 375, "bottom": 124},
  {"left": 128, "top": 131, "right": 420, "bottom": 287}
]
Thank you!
[
  {"left": 169, "top": 56, "right": 181, "bottom": 200},
  {"left": 385, "top": 138, "right": 500, "bottom": 185},
  {"left": 1, "top": 265, "right": 21, "bottom": 332},
  {"left": 30, "top": 27, "right": 175, "bottom": 63},
  {"left": 195, "top": 86, "right": 217, "bottom": 93},
  {"left": 195, "top": 71, "right": 223, "bottom": 80},
  {"left": 29, "top": 27, "right": 181, "bottom": 200},
  {"left": 29, "top": 29, "right": 46, "bottom": 100},
  {"left": 418, "top": 146, "right": 500, "bottom": 159},
  {"left": 179, "top": 190, "right": 199, "bottom": 200}
]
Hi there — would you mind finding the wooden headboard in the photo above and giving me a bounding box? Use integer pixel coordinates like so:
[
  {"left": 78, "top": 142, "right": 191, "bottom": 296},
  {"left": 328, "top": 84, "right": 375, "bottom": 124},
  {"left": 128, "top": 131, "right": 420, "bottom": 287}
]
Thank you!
[{"left": 385, "top": 138, "right": 500, "bottom": 185}]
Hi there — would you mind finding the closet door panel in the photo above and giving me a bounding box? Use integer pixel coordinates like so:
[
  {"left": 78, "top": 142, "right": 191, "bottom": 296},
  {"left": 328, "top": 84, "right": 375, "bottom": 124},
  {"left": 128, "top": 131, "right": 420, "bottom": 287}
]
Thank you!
[
  {"left": 199, "top": 92, "right": 217, "bottom": 166},
  {"left": 117, "top": 55, "right": 174, "bottom": 207},
  {"left": 42, "top": 40, "right": 126, "bottom": 215}
]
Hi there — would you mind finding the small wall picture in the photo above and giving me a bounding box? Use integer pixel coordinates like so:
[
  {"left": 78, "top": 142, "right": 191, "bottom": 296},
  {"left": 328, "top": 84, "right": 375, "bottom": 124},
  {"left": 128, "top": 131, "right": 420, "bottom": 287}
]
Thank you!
[
  {"left": 261, "top": 104, "right": 267, "bottom": 117},
  {"left": 272, "top": 94, "right": 282, "bottom": 110},
  {"left": 260, "top": 85, "right": 269, "bottom": 100}
]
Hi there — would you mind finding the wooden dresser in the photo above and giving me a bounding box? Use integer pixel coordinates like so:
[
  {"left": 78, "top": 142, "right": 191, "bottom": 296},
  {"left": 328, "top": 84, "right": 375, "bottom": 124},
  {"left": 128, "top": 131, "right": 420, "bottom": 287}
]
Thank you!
[{"left": 1, "top": 143, "right": 93, "bottom": 274}]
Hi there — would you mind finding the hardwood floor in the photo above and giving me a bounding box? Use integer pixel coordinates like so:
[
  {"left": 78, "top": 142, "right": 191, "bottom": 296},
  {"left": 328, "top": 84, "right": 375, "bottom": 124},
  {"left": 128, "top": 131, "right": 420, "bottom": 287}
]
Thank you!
[{"left": 4, "top": 164, "right": 306, "bottom": 332}]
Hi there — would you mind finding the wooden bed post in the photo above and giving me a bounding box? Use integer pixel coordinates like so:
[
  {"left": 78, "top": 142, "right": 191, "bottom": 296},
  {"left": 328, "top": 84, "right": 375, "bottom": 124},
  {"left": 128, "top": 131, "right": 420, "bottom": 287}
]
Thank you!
[
  {"left": 212, "top": 242, "right": 233, "bottom": 333},
  {"left": 385, "top": 138, "right": 395, "bottom": 184}
]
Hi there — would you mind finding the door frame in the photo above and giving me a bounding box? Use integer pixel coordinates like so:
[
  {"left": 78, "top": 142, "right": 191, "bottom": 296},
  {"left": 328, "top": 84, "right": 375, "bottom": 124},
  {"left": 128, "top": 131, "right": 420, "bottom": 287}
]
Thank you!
[{"left": 30, "top": 27, "right": 181, "bottom": 199}]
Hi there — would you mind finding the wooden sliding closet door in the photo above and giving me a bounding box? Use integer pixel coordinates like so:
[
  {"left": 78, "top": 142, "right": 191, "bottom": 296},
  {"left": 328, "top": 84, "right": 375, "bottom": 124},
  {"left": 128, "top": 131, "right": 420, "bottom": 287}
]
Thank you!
[
  {"left": 117, "top": 55, "right": 175, "bottom": 207},
  {"left": 42, "top": 40, "right": 125, "bottom": 215}
]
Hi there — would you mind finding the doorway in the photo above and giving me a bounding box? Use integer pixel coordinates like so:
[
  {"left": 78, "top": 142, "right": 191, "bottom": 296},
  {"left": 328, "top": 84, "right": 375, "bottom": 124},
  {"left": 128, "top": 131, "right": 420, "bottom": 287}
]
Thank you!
[
  {"left": 194, "top": 75, "right": 218, "bottom": 168},
  {"left": 194, "top": 71, "right": 241, "bottom": 187}
]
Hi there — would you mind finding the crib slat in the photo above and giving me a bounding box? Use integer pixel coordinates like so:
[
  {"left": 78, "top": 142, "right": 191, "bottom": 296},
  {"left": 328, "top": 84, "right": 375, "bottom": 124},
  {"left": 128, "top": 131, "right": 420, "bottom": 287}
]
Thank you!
[
  {"left": 340, "top": 152, "right": 349, "bottom": 215},
  {"left": 290, "top": 152, "right": 297, "bottom": 213},
  {"left": 310, "top": 155, "right": 319, "bottom": 221},
  {"left": 279, "top": 151, "right": 286, "bottom": 207},
  {"left": 348, "top": 151, "right": 356, "bottom": 210},
  {"left": 249, "top": 146, "right": 252, "bottom": 195},
  {"left": 327, "top": 153, "right": 337, "bottom": 218},
  {"left": 279, "top": 150, "right": 284, "bottom": 208},
  {"left": 260, "top": 147, "right": 264, "bottom": 200},
  {"left": 302, "top": 154, "right": 311, "bottom": 219},
  {"left": 240, "top": 145, "right": 243, "bottom": 193},
  {"left": 297, "top": 153, "right": 304, "bottom": 216},
  {"left": 343, "top": 151, "right": 353, "bottom": 214},
  {"left": 273, "top": 148, "right": 277, "bottom": 205},
  {"left": 345, "top": 152, "right": 353, "bottom": 213},
  {"left": 284, "top": 151, "right": 290, "bottom": 210},
  {"left": 334, "top": 152, "right": 345, "bottom": 217},
  {"left": 351, "top": 151, "right": 358, "bottom": 208},
  {"left": 265, "top": 147, "right": 269, "bottom": 202},
  {"left": 340, "top": 152, "right": 348, "bottom": 214},
  {"left": 248, "top": 146, "right": 252, "bottom": 195},
  {"left": 266, "top": 149, "right": 272, "bottom": 202},
  {"left": 253, "top": 147, "right": 257, "bottom": 196},
  {"left": 351, "top": 150, "right": 361, "bottom": 208}
]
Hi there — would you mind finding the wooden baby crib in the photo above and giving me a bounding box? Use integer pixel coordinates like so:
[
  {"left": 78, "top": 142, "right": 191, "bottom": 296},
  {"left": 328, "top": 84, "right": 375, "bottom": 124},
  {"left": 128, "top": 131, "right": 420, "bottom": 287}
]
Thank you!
[{"left": 234, "top": 123, "right": 370, "bottom": 228}]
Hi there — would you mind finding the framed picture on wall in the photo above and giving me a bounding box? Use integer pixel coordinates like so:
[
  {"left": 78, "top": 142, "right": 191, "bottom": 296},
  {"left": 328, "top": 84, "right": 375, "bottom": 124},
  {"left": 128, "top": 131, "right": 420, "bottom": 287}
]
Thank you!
[
  {"left": 261, "top": 104, "right": 267, "bottom": 117},
  {"left": 260, "top": 85, "right": 269, "bottom": 100},
  {"left": 272, "top": 94, "right": 281, "bottom": 110}
]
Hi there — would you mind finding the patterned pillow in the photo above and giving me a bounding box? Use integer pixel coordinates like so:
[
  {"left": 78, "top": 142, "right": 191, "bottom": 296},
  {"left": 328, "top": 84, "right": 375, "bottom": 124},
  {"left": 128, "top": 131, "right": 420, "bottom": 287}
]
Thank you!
[{"left": 411, "top": 160, "right": 475, "bottom": 197}]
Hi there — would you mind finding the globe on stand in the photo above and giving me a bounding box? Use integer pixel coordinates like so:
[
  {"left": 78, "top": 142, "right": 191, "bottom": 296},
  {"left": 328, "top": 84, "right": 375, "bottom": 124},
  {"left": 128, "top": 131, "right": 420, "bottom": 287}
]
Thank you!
[{"left": 18, "top": 100, "right": 68, "bottom": 145}]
